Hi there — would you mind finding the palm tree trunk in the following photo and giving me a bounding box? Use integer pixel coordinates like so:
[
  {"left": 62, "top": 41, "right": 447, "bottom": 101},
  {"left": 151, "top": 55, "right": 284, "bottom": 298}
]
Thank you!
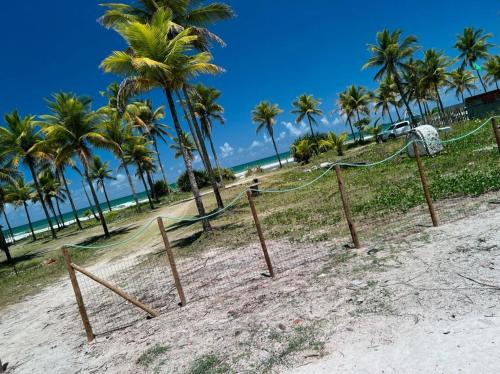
[
  {"left": 182, "top": 86, "right": 224, "bottom": 210},
  {"left": 206, "top": 119, "right": 224, "bottom": 187},
  {"left": 165, "top": 87, "right": 211, "bottom": 231},
  {"left": 268, "top": 126, "right": 283, "bottom": 168},
  {"left": 434, "top": 84, "right": 445, "bottom": 113},
  {"left": 3, "top": 211, "right": 15, "bottom": 243},
  {"left": 27, "top": 160, "right": 56, "bottom": 239},
  {"left": 48, "top": 198, "right": 61, "bottom": 229},
  {"left": 146, "top": 170, "right": 159, "bottom": 203},
  {"left": 55, "top": 198, "right": 66, "bottom": 228},
  {"left": 82, "top": 180, "right": 99, "bottom": 221},
  {"left": 84, "top": 169, "right": 109, "bottom": 238},
  {"left": 473, "top": 64, "right": 487, "bottom": 92},
  {"left": 394, "top": 105, "right": 402, "bottom": 121},
  {"left": 392, "top": 70, "right": 417, "bottom": 127},
  {"left": 461, "top": 92, "right": 465, "bottom": 104},
  {"left": 347, "top": 117, "right": 356, "bottom": 142},
  {"left": 23, "top": 202, "right": 36, "bottom": 241},
  {"left": 356, "top": 111, "right": 364, "bottom": 142},
  {"left": 387, "top": 109, "right": 394, "bottom": 124},
  {"left": 307, "top": 116, "right": 316, "bottom": 138},
  {"left": 152, "top": 139, "right": 169, "bottom": 186},
  {"left": 120, "top": 153, "right": 140, "bottom": 212},
  {"left": 416, "top": 99, "right": 424, "bottom": 120},
  {"left": 59, "top": 169, "right": 82, "bottom": 229},
  {"left": 100, "top": 179, "right": 113, "bottom": 212},
  {"left": 0, "top": 230, "right": 12, "bottom": 263},
  {"left": 137, "top": 163, "right": 154, "bottom": 210}
]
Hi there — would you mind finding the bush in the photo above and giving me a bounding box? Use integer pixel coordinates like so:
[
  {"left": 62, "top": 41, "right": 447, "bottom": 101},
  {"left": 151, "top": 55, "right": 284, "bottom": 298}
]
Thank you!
[
  {"left": 213, "top": 167, "right": 236, "bottom": 182},
  {"left": 176, "top": 170, "right": 210, "bottom": 192},
  {"left": 153, "top": 180, "right": 170, "bottom": 197},
  {"left": 291, "top": 139, "right": 314, "bottom": 164}
]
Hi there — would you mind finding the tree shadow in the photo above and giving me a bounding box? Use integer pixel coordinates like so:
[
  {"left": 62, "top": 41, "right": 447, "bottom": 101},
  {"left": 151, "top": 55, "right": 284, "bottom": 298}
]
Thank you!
[
  {"left": 0, "top": 252, "right": 39, "bottom": 269},
  {"left": 74, "top": 226, "right": 137, "bottom": 247}
]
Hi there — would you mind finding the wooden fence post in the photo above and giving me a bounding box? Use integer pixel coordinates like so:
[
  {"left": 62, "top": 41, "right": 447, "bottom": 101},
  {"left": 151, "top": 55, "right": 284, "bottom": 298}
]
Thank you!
[
  {"left": 157, "top": 218, "right": 187, "bottom": 306},
  {"left": 334, "top": 165, "right": 361, "bottom": 249},
  {"left": 492, "top": 118, "right": 500, "bottom": 154},
  {"left": 412, "top": 142, "right": 439, "bottom": 227},
  {"left": 61, "top": 247, "right": 94, "bottom": 342},
  {"left": 246, "top": 191, "right": 275, "bottom": 278}
]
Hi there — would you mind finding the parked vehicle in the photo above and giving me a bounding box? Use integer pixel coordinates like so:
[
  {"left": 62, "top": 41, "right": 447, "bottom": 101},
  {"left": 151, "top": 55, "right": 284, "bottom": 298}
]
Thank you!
[{"left": 379, "top": 120, "right": 411, "bottom": 141}]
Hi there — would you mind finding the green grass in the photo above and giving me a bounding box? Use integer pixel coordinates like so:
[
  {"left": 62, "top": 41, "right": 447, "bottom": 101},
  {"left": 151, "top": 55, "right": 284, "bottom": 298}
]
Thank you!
[
  {"left": 188, "top": 354, "right": 232, "bottom": 374},
  {"left": 136, "top": 344, "right": 170, "bottom": 367}
]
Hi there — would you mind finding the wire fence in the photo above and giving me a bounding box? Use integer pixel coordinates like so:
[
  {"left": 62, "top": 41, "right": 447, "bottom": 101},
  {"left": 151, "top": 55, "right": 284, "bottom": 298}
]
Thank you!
[{"left": 44, "top": 116, "right": 500, "bottom": 338}]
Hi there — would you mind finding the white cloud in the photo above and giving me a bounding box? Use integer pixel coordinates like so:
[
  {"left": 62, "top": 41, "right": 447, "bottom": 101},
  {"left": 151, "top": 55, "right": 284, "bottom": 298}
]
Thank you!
[
  {"left": 220, "top": 142, "right": 234, "bottom": 158},
  {"left": 250, "top": 140, "right": 263, "bottom": 149},
  {"left": 193, "top": 154, "right": 202, "bottom": 165},
  {"left": 320, "top": 117, "right": 330, "bottom": 125},
  {"left": 110, "top": 173, "right": 126, "bottom": 187},
  {"left": 332, "top": 117, "right": 342, "bottom": 126},
  {"left": 237, "top": 147, "right": 245, "bottom": 153},
  {"left": 263, "top": 134, "right": 272, "bottom": 143},
  {"left": 279, "top": 131, "right": 287, "bottom": 140},
  {"left": 282, "top": 121, "right": 308, "bottom": 137}
]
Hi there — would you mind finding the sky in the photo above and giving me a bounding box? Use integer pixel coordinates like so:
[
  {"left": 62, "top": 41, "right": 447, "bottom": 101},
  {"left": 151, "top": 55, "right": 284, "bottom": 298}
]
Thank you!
[{"left": 1, "top": 0, "right": 499, "bottom": 227}]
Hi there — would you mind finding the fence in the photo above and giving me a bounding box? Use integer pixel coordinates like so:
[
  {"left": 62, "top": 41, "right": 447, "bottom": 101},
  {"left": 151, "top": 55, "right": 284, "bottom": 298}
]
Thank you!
[{"left": 62, "top": 116, "right": 500, "bottom": 341}]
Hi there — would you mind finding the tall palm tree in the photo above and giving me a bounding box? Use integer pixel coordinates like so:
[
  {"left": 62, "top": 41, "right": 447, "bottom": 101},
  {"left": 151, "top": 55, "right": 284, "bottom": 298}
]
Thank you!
[
  {"left": 446, "top": 67, "right": 477, "bottom": 103},
  {"left": 123, "top": 136, "right": 156, "bottom": 210},
  {"left": 101, "top": 9, "right": 221, "bottom": 231},
  {"left": 170, "top": 131, "right": 197, "bottom": 160},
  {"left": 0, "top": 111, "right": 57, "bottom": 239},
  {"left": 484, "top": 56, "right": 500, "bottom": 90},
  {"left": 291, "top": 94, "right": 323, "bottom": 139},
  {"left": 455, "top": 27, "right": 493, "bottom": 92},
  {"left": 0, "top": 162, "right": 19, "bottom": 243},
  {"left": 40, "top": 93, "right": 112, "bottom": 238},
  {"left": 373, "top": 78, "right": 399, "bottom": 124},
  {"left": 336, "top": 90, "right": 357, "bottom": 142},
  {"left": 99, "top": 0, "right": 234, "bottom": 51},
  {"left": 38, "top": 169, "right": 66, "bottom": 229},
  {"left": 190, "top": 84, "right": 225, "bottom": 184},
  {"left": 127, "top": 100, "right": 171, "bottom": 185},
  {"left": 99, "top": 110, "right": 141, "bottom": 211},
  {"left": 363, "top": 29, "right": 419, "bottom": 125},
  {"left": 0, "top": 186, "right": 15, "bottom": 243},
  {"left": 4, "top": 178, "right": 37, "bottom": 241},
  {"left": 346, "top": 85, "right": 371, "bottom": 124},
  {"left": 90, "top": 156, "right": 116, "bottom": 212},
  {"left": 420, "top": 49, "right": 452, "bottom": 114},
  {"left": 252, "top": 101, "right": 283, "bottom": 168}
]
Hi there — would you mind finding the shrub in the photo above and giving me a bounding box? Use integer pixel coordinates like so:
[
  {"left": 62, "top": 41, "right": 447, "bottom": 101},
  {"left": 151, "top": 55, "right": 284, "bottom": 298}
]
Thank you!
[
  {"left": 213, "top": 167, "right": 236, "bottom": 182},
  {"left": 153, "top": 180, "right": 170, "bottom": 197},
  {"left": 176, "top": 170, "right": 210, "bottom": 192},
  {"left": 291, "top": 139, "right": 314, "bottom": 164}
]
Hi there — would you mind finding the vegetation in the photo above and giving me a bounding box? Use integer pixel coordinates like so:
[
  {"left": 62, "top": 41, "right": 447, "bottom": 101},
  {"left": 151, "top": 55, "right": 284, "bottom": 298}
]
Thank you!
[{"left": 252, "top": 101, "right": 284, "bottom": 168}]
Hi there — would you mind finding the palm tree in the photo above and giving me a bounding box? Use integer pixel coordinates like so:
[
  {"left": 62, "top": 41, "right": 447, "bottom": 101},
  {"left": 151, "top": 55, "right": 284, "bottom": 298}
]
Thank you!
[
  {"left": 171, "top": 131, "right": 197, "bottom": 160},
  {"left": 127, "top": 100, "right": 171, "bottom": 185},
  {"left": 252, "top": 101, "right": 283, "bottom": 168},
  {"left": 455, "top": 27, "right": 493, "bottom": 92},
  {"left": 346, "top": 85, "right": 371, "bottom": 139},
  {"left": 373, "top": 78, "right": 399, "bottom": 124},
  {"left": 101, "top": 9, "right": 222, "bottom": 231},
  {"left": 0, "top": 111, "right": 57, "bottom": 239},
  {"left": 90, "top": 156, "right": 116, "bottom": 212},
  {"left": 123, "top": 136, "right": 156, "bottom": 210},
  {"left": 190, "top": 84, "right": 225, "bottom": 184},
  {"left": 38, "top": 169, "right": 66, "bottom": 229},
  {"left": 291, "top": 139, "right": 313, "bottom": 164},
  {"left": 99, "top": 0, "right": 234, "bottom": 51},
  {"left": 363, "top": 29, "right": 419, "bottom": 125},
  {"left": 0, "top": 186, "right": 15, "bottom": 244},
  {"left": 336, "top": 90, "right": 357, "bottom": 142},
  {"left": 447, "top": 67, "right": 477, "bottom": 103},
  {"left": 484, "top": 56, "right": 500, "bottom": 90},
  {"left": 291, "top": 94, "right": 323, "bottom": 139},
  {"left": 99, "top": 110, "right": 141, "bottom": 211},
  {"left": 318, "top": 132, "right": 348, "bottom": 156},
  {"left": 4, "top": 178, "right": 37, "bottom": 241},
  {"left": 0, "top": 162, "right": 19, "bottom": 243},
  {"left": 420, "top": 49, "right": 452, "bottom": 114},
  {"left": 40, "top": 93, "right": 112, "bottom": 238}
]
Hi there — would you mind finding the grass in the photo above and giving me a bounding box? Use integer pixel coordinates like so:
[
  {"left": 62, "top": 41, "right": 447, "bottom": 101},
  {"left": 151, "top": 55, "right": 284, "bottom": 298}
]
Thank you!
[
  {"left": 188, "top": 354, "right": 232, "bottom": 374},
  {"left": 136, "top": 344, "right": 170, "bottom": 367}
]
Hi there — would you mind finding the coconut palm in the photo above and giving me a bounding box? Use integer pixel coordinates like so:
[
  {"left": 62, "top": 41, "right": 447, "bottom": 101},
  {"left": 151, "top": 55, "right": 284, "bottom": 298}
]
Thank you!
[
  {"left": 0, "top": 185, "right": 15, "bottom": 244},
  {"left": 190, "top": 84, "right": 225, "bottom": 184},
  {"left": 291, "top": 94, "right": 323, "bottom": 139},
  {"left": 90, "top": 156, "right": 116, "bottom": 212},
  {"left": 363, "top": 29, "right": 419, "bottom": 125},
  {"left": 101, "top": 9, "right": 223, "bottom": 231},
  {"left": 252, "top": 101, "right": 284, "bottom": 168},
  {"left": 291, "top": 139, "right": 313, "bottom": 164},
  {"left": 336, "top": 90, "right": 357, "bottom": 142},
  {"left": 318, "top": 132, "right": 348, "bottom": 156},
  {"left": 403, "top": 58, "right": 429, "bottom": 118},
  {"left": 40, "top": 93, "right": 112, "bottom": 238},
  {"left": 99, "top": 0, "right": 234, "bottom": 51},
  {"left": 171, "top": 131, "right": 197, "bottom": 160},
  {"left": 484, "top": 56, "right": 500, "bottom": 90},
  {"left": 99, "top": 111, "right": 141, "bottom": 211},
  {"left": 123, "top": 136, "right": 156, "bottom": 210},
  {"left": 420, "top": 49, "right": 452, "bottom": 113},
  {"left": 127, "top": 100, "right": 171, "bottom": 185},
  {"left": 454, "top": 27, "right": 493, "bottom": 92},
  {"left": 373, "top": 78, "right": 399, "bottom": 124},
  {"left": 4, "top": 178, "right": 37, "bottom": 241},
  {"left": 345, "top": 85, "right": 371, "bottom": 138},
  {"left": 446, "top": 67, "right": 477, "bottom": 103},
  {"left": 38, "top": 169, "right": 66, "bottom": 229},
  {"left": 0, "top": 111, "right": 57, "bottom": 239}
]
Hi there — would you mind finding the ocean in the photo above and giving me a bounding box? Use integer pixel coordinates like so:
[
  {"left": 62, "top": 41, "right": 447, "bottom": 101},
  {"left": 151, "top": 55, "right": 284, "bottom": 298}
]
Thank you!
[{"left": 2, "top": 152, "right": 291, "bottom": 240}]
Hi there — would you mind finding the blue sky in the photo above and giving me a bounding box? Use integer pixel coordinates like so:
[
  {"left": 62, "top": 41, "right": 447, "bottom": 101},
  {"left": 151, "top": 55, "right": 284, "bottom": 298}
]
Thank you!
[{"left": 1, "top": 0, "right": 499, "bottom": 227}]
